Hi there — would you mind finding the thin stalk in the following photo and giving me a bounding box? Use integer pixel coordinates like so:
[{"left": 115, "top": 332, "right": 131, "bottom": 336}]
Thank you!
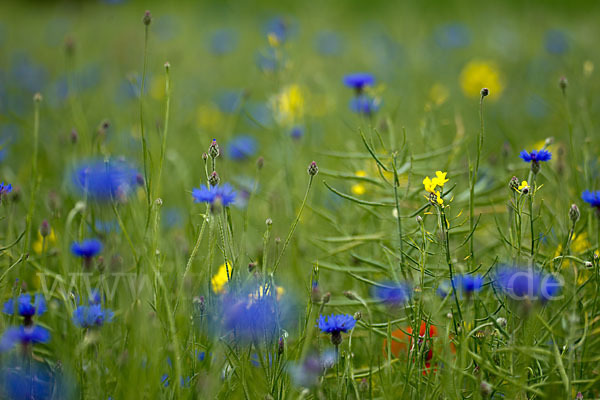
[
  {"left": 24, "top": 95, "right": 42, "bottom": 251},
  {"left": 140, "top": 22, "right": 152, "bottom": 225},
  {"left": 272, "top": 174, "right": 314, "bottom": 275},
  {"left": 440, "top": 207, "right": 463, "bottom": 323},
  {"left": 469, "top": 94, "right": 485, "bottom": 265},
  {"left": 392, "top": 154, "right": 405, "bottom": 280},
  {"left": 155, "top": 62, "right": 171, "bottom": 198}
]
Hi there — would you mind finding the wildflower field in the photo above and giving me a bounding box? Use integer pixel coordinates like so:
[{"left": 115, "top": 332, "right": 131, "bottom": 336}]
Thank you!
[{"left": 1, "top": 0, "right": 600, "bottom": 398}]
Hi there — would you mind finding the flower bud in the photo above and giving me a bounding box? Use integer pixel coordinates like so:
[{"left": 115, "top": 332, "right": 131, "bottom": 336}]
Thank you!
[
  {"left": 480, "top": 381, "right": 492, "bottom": 398},
  {"left": 569, "top": 204, "right": 580, "bottom": 223},
  {"left": 307, "top": 161, "right": 318, "bottom": 176},
  {"left": 40, "top": 220, "right": 50, "bottom": 238},
  {"left": 208, "top": 139, "right": 220, "bottom": 158},
  {"left": 343, "top": 291, "right": 358, "bottom": 301},
  {"left": 480, "top": 88, "right": 489, "bottom": 97},
  {"left": 531, "top": 160, "right": 541, "bottom": 175},
  {"left": 416, "top": 215, "right": 423, "bottom": 223},
  {"left": 248, "top": 262, "right": 257, "bottom": 272},
  {"left": 142, "top": 10, "right": 152, "bottom": 26},
  {"left": 70, "top": 128, "right": 78, "bottom": 144},
  {"left": 509, "top": 176, "right": 520, "bottom": 191},
  {"left": 266, "top": 218, "right": 272, "bottom": 226},
  {"left": 353, "top": 311, "right": 362, "bottom": 321},
  {"left": 559, "top": 76, "right": 568, "bottom": 92},
  {"left": 496, "top": 317, "right": 507, "bottom": 328},
  {"left": 321, "top": 292, "right": 331, "bottom": 304},
  {"left": 257, "top": 156, "right": 264, "bottom": 169},
  {"left": 209, "top": 171, "right": 220, "bottom": 187},
  {"left": 202, "top": 153, "right": 208, "bottom": 161}
]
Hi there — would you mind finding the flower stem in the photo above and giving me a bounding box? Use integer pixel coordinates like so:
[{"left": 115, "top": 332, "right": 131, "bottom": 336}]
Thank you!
[{"left": 272, "top": 174, "right": 314, "bottom": 275}]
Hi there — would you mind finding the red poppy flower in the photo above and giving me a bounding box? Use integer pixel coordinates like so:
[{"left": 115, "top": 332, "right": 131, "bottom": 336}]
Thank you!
[{"left": 383, "top": 321, "right": 450, "bottom": 375}]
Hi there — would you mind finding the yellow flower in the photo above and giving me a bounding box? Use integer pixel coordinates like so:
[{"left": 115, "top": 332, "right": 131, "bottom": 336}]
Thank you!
[
  {"left": 460, "top": 60, "right": 504, "bottom": 99},
  {"left": 211, "top": 263, "right": 231, "bottom": 294},
  {"left": 272, "top": 84, "right": 304, "bottom": 126},
  {"left": 32, "top": 229, "right": 57, "bottom": 254},
  {"left": 267, "top": 33, "right": 280, "bottom": 48},
  {"left": 351, "top": 170, "right": 367, "bottom": 196},
  {"left": 517, "top": 181, "right": 529, "bottom": 192},
  {"left": 434, "top": 191, "right": 444, "bottom": 206},
  {"left": 424, "top": 171, "right": 448, "bottom": 193},
  {"left": 423, "top": 176, "right": 436, "bottom": 193},
  {"left": 429, "top": 83, "right": 449, "bottom": 106},
  {"left": 432, "top": 171, "right": 449, "bottom": 187}
]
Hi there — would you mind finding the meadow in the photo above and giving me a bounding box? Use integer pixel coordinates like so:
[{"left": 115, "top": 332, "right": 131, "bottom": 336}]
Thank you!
[{"left": 0, "top": 0, "right": 599, "bottom": 398}]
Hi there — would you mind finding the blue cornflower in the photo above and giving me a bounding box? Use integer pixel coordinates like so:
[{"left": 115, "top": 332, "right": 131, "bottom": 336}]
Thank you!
[
  {"left": 192, "top": 183, "right": 236, "bottom": 207},
  {"left": 222, "top": 284, "right": 282, "bottom": 342},
  {"left": 317, "top": 314, "right": 356, "bottom": 345},
  {"left": 545, "top": 29, "right": 569, "bottom": 55},
  {"left": 434, "top": 23, "right": 471, "bottom": 49},
  {"left": 3, "top": 293, "right": 46, "bottom": 318},
  {"left": 0, "top": 358, "right": 71, "bottom": 399},
  {"left": 0, "top": 325, "right": 50, "bottom": 352},
  {"left": 71, "top": 239, "right": 103, "bottom": 259},
  {"left": 72, "top": 158, "right": 140, "bottom": 202},
  {"left": 290, "top": 125, "right": 304, "bottom": 140},
  {"left": 209, "top": 29, "right": 238, "bottom": 55},
  {"left": 226, "top": 135, "right": 257, "bottom": 160},
  {"left": 582, "top": 190, "right": 600, "bottom": 209},
  {"left": 73, "top": 304, "right": 114, "bottom": 328},
  {"left": 519, "top": 149, "right": 552, "bottom": 163},
  {"left": 0, "top": 182, "right": 12, "bottom": 196},
  {"left": 349, "top": 95, "right": 380, "bottom": 115},
  {"left": 373, "top": 281, "right": 410, "bottom": 306},
  {"left": 454, "top": 274, "right": 484, "bottom": 293},
  {"left": 494, "top": 266, "right": 561, "bottom": 302},
  {"left": 343, "top": 73, "right": 374, "bottom": 92}
]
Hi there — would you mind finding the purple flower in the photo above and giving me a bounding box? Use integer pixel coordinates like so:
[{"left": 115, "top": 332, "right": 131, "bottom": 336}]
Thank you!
[
  {"left": 71, "top": 239, "right": 103, "bottom": 258},
  {"left": 519, "top": 149, "right": 552, "bottom": 163},
  {"left": 0, "top": 325, "right": 50, "bottom": 352},
  {"left": 192, "top": 183, "right": 236, "bottom": 207},
  {"left": 343, "top": 73, "right": 374, "bottom": 91}
]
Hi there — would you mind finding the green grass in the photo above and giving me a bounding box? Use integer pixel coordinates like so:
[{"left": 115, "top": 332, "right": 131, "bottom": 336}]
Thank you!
[{"left": 0, "top": 1, "right": 600, "bottom": 399}]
